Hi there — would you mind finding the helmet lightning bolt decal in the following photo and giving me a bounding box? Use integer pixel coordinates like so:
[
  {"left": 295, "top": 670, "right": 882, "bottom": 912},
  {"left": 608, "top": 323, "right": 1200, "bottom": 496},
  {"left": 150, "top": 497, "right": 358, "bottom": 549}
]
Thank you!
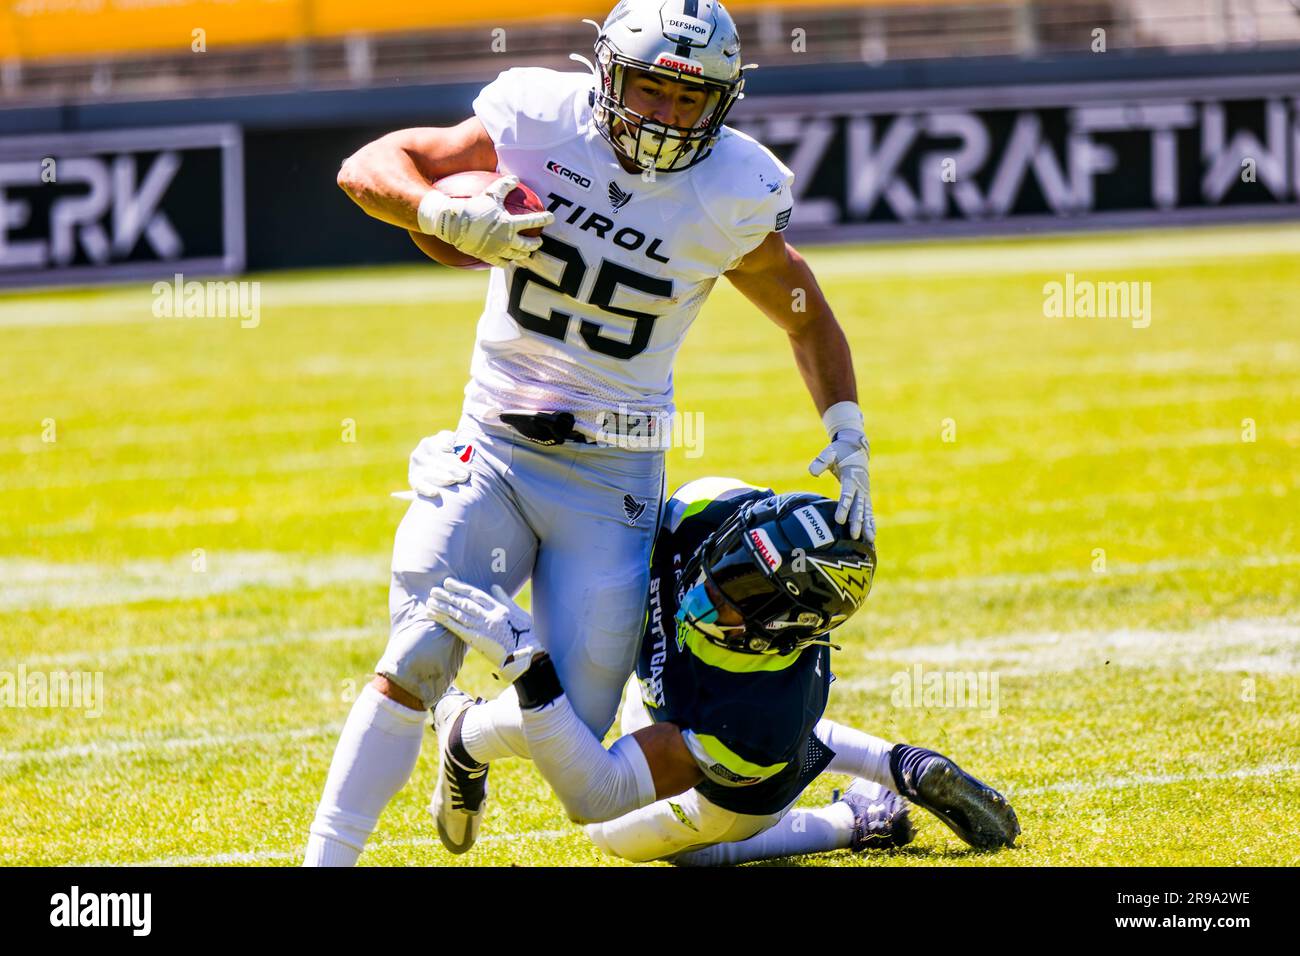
[{"left": 807, "top": 555, "right": 876, "bottom": 608}]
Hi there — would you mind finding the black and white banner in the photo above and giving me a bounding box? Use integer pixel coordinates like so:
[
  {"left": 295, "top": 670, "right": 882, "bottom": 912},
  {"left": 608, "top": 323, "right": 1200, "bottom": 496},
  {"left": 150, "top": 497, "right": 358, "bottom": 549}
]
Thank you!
[
  {"left": 0, "top": 124, "right": 244, "bottom": 287},
  {"left": 733, "top": 73, "right": 1300, "bottom": 240}
]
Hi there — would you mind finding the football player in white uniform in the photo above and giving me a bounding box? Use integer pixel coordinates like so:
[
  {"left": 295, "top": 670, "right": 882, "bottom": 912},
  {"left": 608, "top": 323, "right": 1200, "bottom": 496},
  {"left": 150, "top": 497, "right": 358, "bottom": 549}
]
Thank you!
[{"left": 304, "top": 0, "right": 875, "bottom": 866}]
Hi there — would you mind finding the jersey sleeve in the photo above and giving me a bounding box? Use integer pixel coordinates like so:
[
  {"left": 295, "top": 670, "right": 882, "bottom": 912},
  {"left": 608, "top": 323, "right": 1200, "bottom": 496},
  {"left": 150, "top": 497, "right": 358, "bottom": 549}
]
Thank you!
[
  {"left": 681, "top": 729, "right": 789, "bottom": 788},
  {"left": 710, "top": 131, "right": 796, "bottom": 273},
  {"left": 472, "top": 67, "right": 588, "bottom": 151}
]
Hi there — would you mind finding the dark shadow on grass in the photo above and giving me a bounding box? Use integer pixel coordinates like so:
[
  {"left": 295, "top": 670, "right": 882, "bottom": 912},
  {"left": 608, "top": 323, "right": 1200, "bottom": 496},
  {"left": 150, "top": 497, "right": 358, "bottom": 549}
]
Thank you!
[{"left": 733, "top": 842, "right": 1019, "bottom": 866}]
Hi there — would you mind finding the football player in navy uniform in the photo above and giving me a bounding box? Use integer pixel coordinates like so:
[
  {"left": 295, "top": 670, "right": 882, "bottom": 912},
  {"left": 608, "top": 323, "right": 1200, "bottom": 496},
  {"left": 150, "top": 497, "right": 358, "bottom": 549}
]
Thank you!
[{"left": 429, "top": 478, "right": 1020, "bottom": 863}]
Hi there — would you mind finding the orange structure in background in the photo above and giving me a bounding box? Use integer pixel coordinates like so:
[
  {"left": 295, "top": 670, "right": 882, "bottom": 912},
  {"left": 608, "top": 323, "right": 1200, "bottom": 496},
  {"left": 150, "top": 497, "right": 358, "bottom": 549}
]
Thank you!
[{"left": 0, "top": 0, "right": 995, "bottom": 61}]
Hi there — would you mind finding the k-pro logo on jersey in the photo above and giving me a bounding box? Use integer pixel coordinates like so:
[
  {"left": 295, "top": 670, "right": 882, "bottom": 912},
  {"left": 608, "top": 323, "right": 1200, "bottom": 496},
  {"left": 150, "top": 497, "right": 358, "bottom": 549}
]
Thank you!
[{"left": 545, "top": 160, "right": 592, "bottom": 191}]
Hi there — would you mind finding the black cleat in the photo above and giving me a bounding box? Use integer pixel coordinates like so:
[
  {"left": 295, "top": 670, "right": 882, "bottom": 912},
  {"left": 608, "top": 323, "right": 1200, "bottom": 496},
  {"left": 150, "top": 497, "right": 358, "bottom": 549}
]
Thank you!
[
  {"left": 889, "top": 744, "right": 1020, "bottom": 850},
  {"left": 840, "top": 778, "right": 915, "bottom": 851}
]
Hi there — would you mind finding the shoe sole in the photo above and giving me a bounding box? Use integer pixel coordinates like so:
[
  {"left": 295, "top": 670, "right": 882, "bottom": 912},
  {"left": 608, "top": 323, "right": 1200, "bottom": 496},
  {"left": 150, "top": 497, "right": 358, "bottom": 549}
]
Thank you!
[
  {"left": 913, "top": 759, "right": 1020, "bottom": 850},
  {"left": 434, "top": 814, "right": 477, "bottom": 855}
]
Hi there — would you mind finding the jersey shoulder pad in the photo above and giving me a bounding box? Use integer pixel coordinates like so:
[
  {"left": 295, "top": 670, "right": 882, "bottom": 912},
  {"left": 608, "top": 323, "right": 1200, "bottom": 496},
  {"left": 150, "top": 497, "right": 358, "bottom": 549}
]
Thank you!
[
  {"left": 694, "top": 126, "right": 796, "bottom": 268},
  {"left": 664, "top": 476, "right": 768, "bottom": 533},
  {"left": 472, "top": 67, "right": 593, "bottom": 150}
]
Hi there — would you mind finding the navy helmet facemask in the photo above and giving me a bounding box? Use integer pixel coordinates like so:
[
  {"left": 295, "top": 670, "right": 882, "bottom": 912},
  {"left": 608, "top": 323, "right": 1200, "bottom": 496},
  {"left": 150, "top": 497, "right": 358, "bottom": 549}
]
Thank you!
[{"left": 675, "top": 492, "right": 877, "bottom": 655}]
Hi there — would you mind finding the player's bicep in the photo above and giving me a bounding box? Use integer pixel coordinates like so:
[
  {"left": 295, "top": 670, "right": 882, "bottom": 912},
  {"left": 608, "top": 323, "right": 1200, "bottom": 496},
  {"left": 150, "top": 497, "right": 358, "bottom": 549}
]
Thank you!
[
  {"left": 630, "top": 723, "right": 705, "bottom": 799},
  {"left": 395, "top": 118, "right": 499, "bottom": 182},
  {"left": 725, "top": 233, "right": 823, "bottom": 334},
  {"left": 724, "top": 228, "right": 787, "bottom": 280}
]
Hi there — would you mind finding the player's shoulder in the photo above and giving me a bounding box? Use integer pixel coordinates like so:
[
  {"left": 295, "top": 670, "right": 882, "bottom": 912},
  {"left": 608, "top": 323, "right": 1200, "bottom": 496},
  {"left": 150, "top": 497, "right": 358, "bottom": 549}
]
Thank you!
[
  {"left": 697, "top": 126, "right": 794, "bottom": 201},
  {"left": 662, "top": 476, "right": 770, "bottom": 534},
  {"left": 690, "top": 126, "right": 796, "bottom": 237},
  {"left": 472, "top": 67, "right": 594, "bottom": 149}
]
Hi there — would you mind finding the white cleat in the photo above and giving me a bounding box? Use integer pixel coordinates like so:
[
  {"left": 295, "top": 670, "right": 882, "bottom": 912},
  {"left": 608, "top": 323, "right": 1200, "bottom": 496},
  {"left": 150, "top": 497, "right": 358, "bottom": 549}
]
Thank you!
[{"left": 430, "top": 688, "right": 489, "bottom": 855}]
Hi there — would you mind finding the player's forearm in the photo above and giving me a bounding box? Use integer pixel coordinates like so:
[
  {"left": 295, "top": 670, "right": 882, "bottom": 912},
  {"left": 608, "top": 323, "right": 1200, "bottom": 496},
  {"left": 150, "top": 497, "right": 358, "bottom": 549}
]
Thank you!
[
  {"left": 788, "top": 309, "right": 857, "bottom": 415},
  {"left": 729, "top": 240, "right": 857, "bottom": 413},
  {"left": 337, "top": 140, "right": 431, "bottom": 230}
]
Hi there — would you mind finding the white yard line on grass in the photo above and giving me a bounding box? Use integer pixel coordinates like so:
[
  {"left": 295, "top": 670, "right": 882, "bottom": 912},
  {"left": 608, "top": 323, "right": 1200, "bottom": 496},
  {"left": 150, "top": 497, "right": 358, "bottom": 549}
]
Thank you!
[
  {"left": 0, "top": 723, "right": 344, "bottom": 765},
  {"left": 841, "top": 618, "right": 1300, "bottom": 680},
  {"left": 0, "top": 551, "right": 388, "bottom": 612},
  {"left": 12, "top": 626, "right": 381, "bottom": 670},
  {"left": 890, "top": 554, "right": 1300, "bottom": 593},
  {"left": 0, "top": 272, "right": 485, "bottom": 329},
  {"left": 96, "top": 830, "right": 574, "bottom": 867},
  {"left": 1010, "top": 761, "right": 1300, "bottom": 797},
  {"left": 800, "top": 224, "right": 1300, "bottom": 279}
]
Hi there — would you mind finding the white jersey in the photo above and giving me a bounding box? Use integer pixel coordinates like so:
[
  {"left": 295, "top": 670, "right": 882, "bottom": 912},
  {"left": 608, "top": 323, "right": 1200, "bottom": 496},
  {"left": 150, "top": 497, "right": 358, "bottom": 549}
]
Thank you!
[{"left": 462, "top": 67, "right": 794, "bottom": 448}]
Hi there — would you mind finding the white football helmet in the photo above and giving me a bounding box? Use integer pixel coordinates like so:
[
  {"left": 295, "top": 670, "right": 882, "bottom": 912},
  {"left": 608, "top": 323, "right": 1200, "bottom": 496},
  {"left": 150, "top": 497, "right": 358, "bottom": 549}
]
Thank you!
[{"left": 583, "top": 0, "right": 748, "bottom": 173}]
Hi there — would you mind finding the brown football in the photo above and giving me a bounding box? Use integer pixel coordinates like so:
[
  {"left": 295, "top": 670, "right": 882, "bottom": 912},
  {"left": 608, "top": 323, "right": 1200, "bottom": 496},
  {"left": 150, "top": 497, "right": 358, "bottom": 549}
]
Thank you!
[{"left": 409, "top": 170, "right": 547, "bottom": 270}]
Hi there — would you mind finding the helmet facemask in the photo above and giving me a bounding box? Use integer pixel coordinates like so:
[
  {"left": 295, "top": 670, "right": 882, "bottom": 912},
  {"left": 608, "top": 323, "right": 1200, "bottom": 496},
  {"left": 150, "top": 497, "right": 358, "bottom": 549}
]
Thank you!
[
  {"left": 592, "top": 36, "right": 743, "bottom": 173},
  {"left": 677, "top": 510, "right": 833, "bottom": 656}
]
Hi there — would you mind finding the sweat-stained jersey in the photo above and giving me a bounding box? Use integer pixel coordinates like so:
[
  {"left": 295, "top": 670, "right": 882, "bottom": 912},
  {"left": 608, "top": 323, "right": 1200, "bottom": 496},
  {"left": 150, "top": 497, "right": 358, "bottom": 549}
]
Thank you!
[
  {"left": 636, "top": 477, "right": 835, "bottom": 816},
  {"left": 464, "top": 68, "right": 795, "bottom": 447}
]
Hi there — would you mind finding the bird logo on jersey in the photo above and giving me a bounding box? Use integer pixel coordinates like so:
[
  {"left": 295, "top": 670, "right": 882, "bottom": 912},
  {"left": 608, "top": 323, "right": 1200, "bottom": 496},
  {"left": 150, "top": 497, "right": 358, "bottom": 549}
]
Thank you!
[
  {"left": 806, "top": 554, "right": 875, "bottom": 610},
  {"left": 608, "top": 181, "right": 633, "bottom": 211},
  {"left": 623, "top": 494, "right": 647, "bottom": 525}
]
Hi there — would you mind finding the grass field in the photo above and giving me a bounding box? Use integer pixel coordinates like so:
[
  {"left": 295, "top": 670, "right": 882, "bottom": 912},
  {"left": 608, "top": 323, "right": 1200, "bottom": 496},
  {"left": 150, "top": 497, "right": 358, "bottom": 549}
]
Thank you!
[{"left": 1, "top": 222, "right": 1297, "bottom": 867}]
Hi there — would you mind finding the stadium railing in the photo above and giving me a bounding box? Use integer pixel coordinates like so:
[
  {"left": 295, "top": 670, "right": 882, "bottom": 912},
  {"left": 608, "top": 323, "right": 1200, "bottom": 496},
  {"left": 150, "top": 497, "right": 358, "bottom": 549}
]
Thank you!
[{"left": 2, "top": 0, "right": 1299, "bottom": 106}]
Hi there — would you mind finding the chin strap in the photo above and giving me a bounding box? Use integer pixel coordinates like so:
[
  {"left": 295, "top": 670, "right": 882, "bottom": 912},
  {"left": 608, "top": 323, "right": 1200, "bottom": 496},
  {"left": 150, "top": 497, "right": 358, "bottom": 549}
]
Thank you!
[{"left": 802, "top": 638, "right": 842, "bottom": 651}]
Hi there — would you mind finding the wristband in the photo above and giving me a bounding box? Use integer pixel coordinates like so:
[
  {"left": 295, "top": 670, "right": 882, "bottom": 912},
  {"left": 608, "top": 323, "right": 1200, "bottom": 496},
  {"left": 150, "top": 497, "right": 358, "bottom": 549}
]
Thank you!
[
  {"left": 416, "top": 187, "right": 452, "bottom": 236},
  {"left": 515, "top": 652, "right": 564, "bottom": 710},
  {"left": 821, "top": 401, "right": 866, "bottom": 443}
]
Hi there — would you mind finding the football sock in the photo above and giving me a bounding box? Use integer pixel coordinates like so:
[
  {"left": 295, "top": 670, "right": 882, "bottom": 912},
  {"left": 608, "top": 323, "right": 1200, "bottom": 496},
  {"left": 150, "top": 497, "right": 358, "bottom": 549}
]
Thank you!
[
  {"left": 459, "top": 685, "right": 531, "bottom": 763},
  {"left": 303, "top": 683, "right": 426, "bottom": 867},
  {"left": 888, "top": 742, "right": 943, "bottom": 796},
  {"left": 814, "top": 719, "right": 896, "bottom": 790},
  {"left": 674, "top": 804, "right": 856, "bottom": 866}
]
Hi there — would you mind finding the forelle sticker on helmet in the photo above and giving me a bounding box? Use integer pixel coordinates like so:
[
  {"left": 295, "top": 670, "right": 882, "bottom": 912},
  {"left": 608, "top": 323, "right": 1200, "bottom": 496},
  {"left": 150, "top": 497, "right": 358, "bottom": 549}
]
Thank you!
[
  {"left": 653, "top": 52, "right": 705, "bottom": 76},
  {"left": 792, "top": 505, "right": 833, "bottom": 549},
  {"left": 749, "top": 528, "right": 782, "bottom": 571}
]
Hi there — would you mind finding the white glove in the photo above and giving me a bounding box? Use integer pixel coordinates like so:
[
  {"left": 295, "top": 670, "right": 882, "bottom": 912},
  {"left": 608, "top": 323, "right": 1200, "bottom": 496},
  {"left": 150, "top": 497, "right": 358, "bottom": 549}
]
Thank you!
[
  {"left": 427, "top": 579, "right": 538, "bottom": 683},
  {"left": 416, "top": 174, "right": 554, "bottom": 269},
  {"left": 407, "top": 430, "right": 471, "bottom": 499},
  {"left": 809, "top": 401, "right": 875, "bottom": 542}
]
